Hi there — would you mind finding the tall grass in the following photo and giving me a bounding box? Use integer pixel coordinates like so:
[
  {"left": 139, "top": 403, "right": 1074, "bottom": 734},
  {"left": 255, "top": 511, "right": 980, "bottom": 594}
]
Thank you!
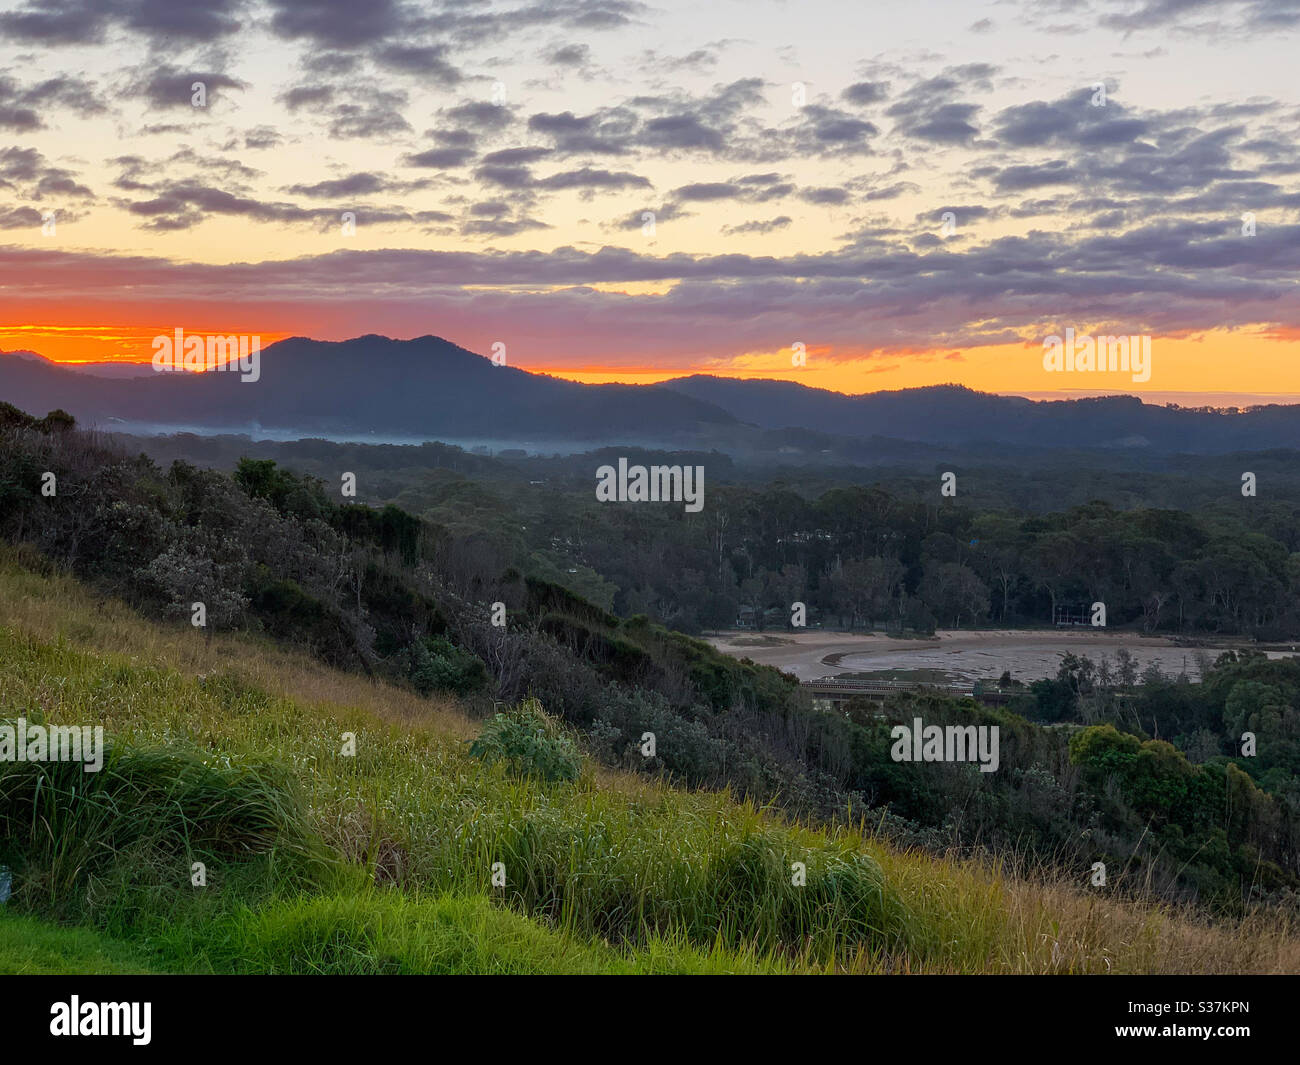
[{"left": 0, "top": 733, "right": 324, "bottom": 917}]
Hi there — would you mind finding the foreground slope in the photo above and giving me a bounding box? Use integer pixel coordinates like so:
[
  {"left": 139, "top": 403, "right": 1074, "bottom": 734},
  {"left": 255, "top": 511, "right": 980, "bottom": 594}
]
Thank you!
[{"left": 0, "top": 549, "right": 1296, "bottom": 974}]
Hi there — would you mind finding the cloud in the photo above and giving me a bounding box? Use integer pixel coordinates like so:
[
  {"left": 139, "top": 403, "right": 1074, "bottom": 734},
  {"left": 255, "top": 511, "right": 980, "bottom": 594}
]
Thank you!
[
  {"left": 404, "top": 146, "right": 477, "bottom": 168},
  {"left": 0, "top": 0, "right": 247, "bottom": 46},
  {"left": 841, "top": 80, "right": 890, "bottom": 106},
  {"left": 9, "top": 218, "right": 1300, "bottom": 365},
  {"left": 286, "top": 172, "right": 408, "bottom": 198},
  {"left": 0, "top": 146, "right": 92, "bottom": 199},
  {"left": 131, "top": 67, "right": 247, "bottom": 110},
  {"left": 376, "top": 43, "right": 462, "bottom": 86},
  {"left": 0, "top": 204, "right": 45, "bottom": 228},
  {"left": 0, "top": 70, "right": 105, "bottom": 129},
  {"left": 544, "top": 42, "right": 592, "bottom": 67},
  {"left": 267, "top": 0, "right": 413, "bottom": 48},
  {"left": 992, "top": 89, "right": 1152, "bottom": 148},
  {"left": 535, "top": 166, "right": 651, "bottom": 191},
  {"left": 721, "top": 215, "right": 792, "bottom": 235},
  {"left": 885, "top": 64, "right": 996, "bottom": 145}
]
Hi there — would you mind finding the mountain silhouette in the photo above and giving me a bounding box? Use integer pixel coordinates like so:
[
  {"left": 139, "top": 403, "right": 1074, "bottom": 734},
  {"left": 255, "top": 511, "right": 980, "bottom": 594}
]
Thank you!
[{"left": 3, "top": 335, "right": 1299, "bottom": 454}]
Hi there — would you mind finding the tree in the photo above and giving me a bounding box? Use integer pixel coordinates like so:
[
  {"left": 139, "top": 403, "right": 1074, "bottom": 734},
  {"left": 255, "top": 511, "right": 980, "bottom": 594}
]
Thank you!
[{"left": 918, "top": 561, "right": 988, "bottom": 629}]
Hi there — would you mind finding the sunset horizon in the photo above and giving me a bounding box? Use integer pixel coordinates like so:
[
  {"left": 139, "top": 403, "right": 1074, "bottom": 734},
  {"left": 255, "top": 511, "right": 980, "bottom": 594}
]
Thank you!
[{"left": 2, "top": 0, "right": 1297, "bottom": 404}]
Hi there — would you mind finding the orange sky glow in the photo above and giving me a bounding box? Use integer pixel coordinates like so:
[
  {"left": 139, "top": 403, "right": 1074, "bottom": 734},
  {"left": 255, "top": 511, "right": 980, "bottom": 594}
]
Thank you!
[{"left": 7, "top": 321, "right": 1299, "bottom": 405}]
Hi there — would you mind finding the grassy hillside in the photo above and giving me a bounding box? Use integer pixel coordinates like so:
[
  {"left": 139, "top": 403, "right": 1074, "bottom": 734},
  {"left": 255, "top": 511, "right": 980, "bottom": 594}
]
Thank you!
[
  {"left": 1, "top": 547, "right": 1296, "bottom": 974},
  {"left": 5, "top": 413, "right": 1295, "bottom": 908}
]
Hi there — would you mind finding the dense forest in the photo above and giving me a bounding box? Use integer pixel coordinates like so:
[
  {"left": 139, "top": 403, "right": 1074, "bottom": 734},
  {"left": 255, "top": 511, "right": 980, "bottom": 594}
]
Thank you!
[
  {"left": 2, "top": 403, "right": 1298, "bottom": 914},
  {"left": 121, "top": 430, "right": 1300, "bottom": 639}
]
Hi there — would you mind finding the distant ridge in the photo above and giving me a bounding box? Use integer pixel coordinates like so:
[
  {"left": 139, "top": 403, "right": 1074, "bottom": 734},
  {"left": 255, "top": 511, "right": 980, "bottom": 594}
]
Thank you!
[
  {"left": 2, "top": 335, "right": 1299, "bottom": 454},
  {"left": 658, "top": 374, "right": 1300, "bottom": 453}
]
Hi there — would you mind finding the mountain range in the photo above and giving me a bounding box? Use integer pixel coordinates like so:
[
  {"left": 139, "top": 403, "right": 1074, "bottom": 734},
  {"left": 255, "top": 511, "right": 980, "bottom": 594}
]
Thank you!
[{"left": 2, "top": 334, "right": 1298, "bottom": 456}]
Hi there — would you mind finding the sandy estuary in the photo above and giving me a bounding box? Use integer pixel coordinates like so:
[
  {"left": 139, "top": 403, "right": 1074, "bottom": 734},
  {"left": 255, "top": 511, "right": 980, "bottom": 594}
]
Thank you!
[{"left": 704, "top": 628, "right": 1298, "bottom": 684}]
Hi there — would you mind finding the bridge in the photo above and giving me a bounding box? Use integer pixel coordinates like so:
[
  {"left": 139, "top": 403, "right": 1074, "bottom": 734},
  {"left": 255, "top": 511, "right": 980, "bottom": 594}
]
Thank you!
[{"left": 802, "top": 676, "right": 1012, "bottom": 711}]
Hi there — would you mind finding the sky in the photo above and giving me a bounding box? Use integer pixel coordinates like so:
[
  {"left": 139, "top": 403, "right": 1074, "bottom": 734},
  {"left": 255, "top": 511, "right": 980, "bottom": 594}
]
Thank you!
[{"left": 1, "top": 0, "right": 1298, "bottom": 402}]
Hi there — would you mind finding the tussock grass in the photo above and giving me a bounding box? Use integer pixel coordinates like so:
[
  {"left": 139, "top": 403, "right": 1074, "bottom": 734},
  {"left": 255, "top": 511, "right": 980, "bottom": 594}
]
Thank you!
[
  {"left": 0, "top": 546, "right": 1297, "bottom": 974},
  {"left": 182, "top": 891, "right": 793, "bottom": 975},
  {"left": 0, "top": 736, "right": 321, "bottom": 916}
]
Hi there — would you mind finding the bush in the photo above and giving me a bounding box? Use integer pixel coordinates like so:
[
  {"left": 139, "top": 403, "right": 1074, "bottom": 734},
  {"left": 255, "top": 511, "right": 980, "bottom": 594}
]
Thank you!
[
  {"left": 410, "top": 635, "right": 488, "bottom": 696},
  {"left": 469, "top": 698, "right": 580, "bottom": 783}
]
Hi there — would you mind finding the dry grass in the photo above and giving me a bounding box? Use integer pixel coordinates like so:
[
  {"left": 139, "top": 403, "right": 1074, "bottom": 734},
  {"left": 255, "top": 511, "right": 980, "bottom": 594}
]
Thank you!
[{"left": 0, "top": 546, "right": 475, "bottom": 741}]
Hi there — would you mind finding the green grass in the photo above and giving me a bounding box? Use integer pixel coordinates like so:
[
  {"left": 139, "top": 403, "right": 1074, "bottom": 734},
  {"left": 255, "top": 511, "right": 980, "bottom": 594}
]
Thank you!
[
  {"left": 1, "top": 554, "right": 1297, "bottom": 974},
  {"left": 0, "top": 626, "right": 908, "bottom": 968},
  {"left": 0, "top": 912, "right": 162, "bottom": 974},
  {"left": 166, "top": 891, "right": 792, "bottom": 974}
]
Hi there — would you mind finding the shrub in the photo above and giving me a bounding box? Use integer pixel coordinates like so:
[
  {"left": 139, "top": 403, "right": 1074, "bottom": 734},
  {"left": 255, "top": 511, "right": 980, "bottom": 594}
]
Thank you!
[
  {"left": 410, "top": 635, "right": 488, "bottom": 696},
  {"left": 469, "top": 698, "right": 580, "bottom": 783}
]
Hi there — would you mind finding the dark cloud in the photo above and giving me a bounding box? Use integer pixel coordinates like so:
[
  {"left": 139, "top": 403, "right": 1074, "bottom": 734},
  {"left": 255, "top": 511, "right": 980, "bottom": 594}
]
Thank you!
[
  {"left": 280, "top": 85, "right": 334, "bottom": 111},
  {"left": 527, "top": 80, "right": 772, "bottom": 159},
  {"left": 243, "top": 125, "right": 283, "bottom": 149},
  {"left": 132, "top": 67, "right": 246, "bottom": 110},
  {"left": 637, "top": 47, "right": 721, "bottom": 74},
  {"left": 673, "top": 181, "right": 742, "bottom": 202},
  {"left": 329, "top": 103, "right": 410, "bottom": 139},
  {"left": 404, "top": 146, "right": 477, "bottom": 168},
  {"left": 721, "top": 215, "right": 792, "bottom": 235},
  {"left": 842, "top": 80, "right": 890, "bottom": 106},
  {"left": 461, "top": 215, "right": 550, "bottom": 237},
  {"left": 667, "top": 175, "right": 799, "bottom": 208},
  {"left": 886, "top": 64, "right": 995, "bottom": 145},
  {"left": 0, "top": 71, "right": 105, "bottom": 129},
  {"left": 301, "top": 51, "right": 360, "bottom": 77},
  {"left": 473, "top": 163, "right": 535, "bottom": 189},
  {"left": 267, "top": 0, "right": 412, "bottom": 48},
  {"left": 443, "top": 101, "right": 515, "bottom": 132},
  {"left": 118, "top": 177, "right": 441, "bottom": 231},
  {"left": 534, "top": 166, "right": 650, "bottom": 191},
  {"left": 0, "top": 0, "right": 247, "bottom": 46},
  {"left": 286, "top": 173, "right": 389, "bottom": 198},
  {"left": 545, "top": 42, "right": 592, "bottom": 67},
  {"left": 799, "top": 186, "right": 850, "bottom": 205},
  {"left": 610, "top": 200, "right": 690, "bottom": 230},
  {"left": 918, "top": 205, "right": 993, "bottom": 224},
  {"left": 0, "top": 204, "right": 45, "bottom": 228},
  {"left": 1099, "top": 0, "right": 1300, "bottom": 32},
  {"left": 992, "top": 160, "right": 1075, "bottom": 191},
  {"left": 794, "top": 104, "right": 879, "bottom": 151},
  {"left": 528, "top": 107, "right": 638, "bottom": 154},
  {"left": 640, "top": 112, "right": 725, "bottom": 151},
  {"left": 993, "top": 89, "right": 1152, "bottom": 148},
  {"left": 0, "top": 146, "right": 92, "bottom": 199},
  {"left": 481, "top": 147, "right": 552, "bottom": 165},
  {"left": 863, "top": 182, "right": 918, "bottom": 201},
  {"left": 121, "top": 181, "right": 329, "bottom": 230},
  {"left": 376, "top": 43, "right": 462, "bottom": 86}
]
